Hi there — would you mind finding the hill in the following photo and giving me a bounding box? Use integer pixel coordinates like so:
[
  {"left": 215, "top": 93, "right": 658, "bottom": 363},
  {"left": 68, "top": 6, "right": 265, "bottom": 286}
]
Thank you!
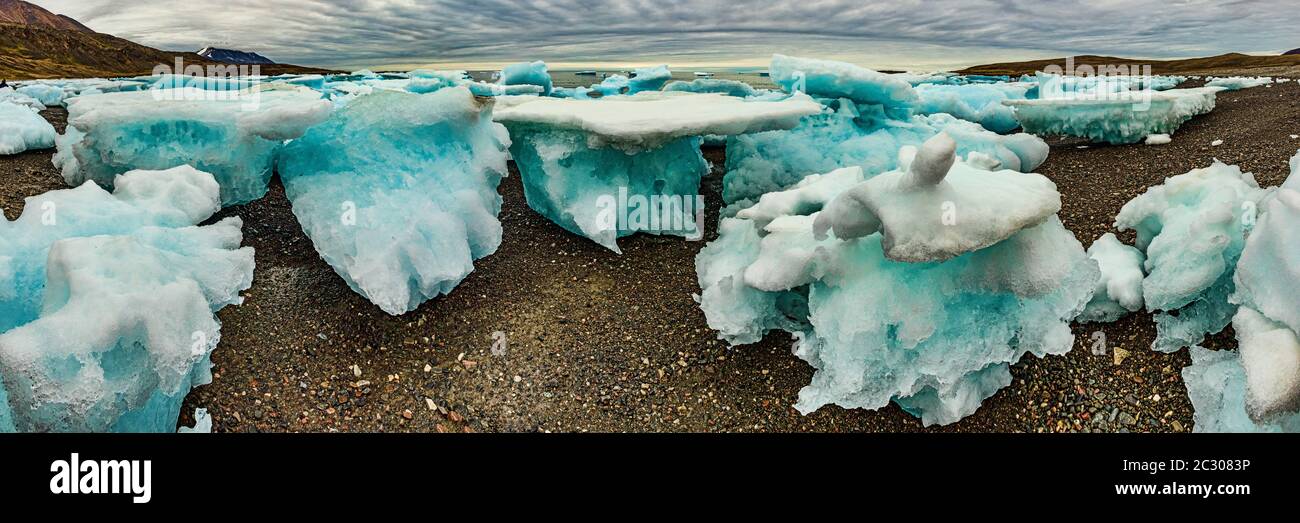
[
  {"left": 0, "top": 0, "right": 90, "bottom": 31},
  {"left": 198, "top": 46, "right": 276, "bottom": 65},
  {"left": 957, "top": 53, "right": 1300, "bottom": 78}
]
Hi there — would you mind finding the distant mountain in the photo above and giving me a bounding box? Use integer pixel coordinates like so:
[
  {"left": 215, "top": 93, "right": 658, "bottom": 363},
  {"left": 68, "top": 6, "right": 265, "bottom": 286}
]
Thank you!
[
  {"left": 0, "top": 0, "right": 90, "bottom": 31},
  {"left": 198, "top": 46, "right": 276, "bottom": 65},
  {"left": 1285, "top": 48, "right": 1300, "bottom": 56},
  {"left": 959, "top": 53, "right": 1300, "bottom": 77},
  {"left": 0, "top": 0, "right": 332, "bottom": 80}
]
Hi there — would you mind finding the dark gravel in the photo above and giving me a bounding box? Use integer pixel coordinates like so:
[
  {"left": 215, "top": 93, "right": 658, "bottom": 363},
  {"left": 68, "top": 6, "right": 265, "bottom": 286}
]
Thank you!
[{"left": 2, "top": 79, "right": 1297, "bottom": 433}]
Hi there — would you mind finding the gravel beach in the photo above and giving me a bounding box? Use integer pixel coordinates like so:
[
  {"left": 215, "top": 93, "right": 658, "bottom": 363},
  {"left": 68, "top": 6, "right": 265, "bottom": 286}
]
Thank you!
[{"left": 3, "top": 78, "right": 1297, "bottom": 433}]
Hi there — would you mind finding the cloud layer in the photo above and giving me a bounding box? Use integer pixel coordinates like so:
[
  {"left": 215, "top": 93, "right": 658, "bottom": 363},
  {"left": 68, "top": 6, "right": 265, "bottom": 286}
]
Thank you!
[{"left": 30, "top": 0, "right": 1300, "bottom": 70}]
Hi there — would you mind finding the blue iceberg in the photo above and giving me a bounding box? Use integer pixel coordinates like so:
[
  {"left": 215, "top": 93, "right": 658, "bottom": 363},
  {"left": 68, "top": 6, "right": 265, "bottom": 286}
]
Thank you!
[
  {"left": 277, "top": 88, "right": 510, "bottom": 315},
  {"left": 697, "top": 135, "right": 1097, "bottom": 425},
  {"left": 0, "top": 101, "right": 56, "bottom": 155},
  {"left": 0, "top": 166, "right": 253, "bottom": 432},
  {"left": 494, "top": 91, "right": 823, "bottom": 252},
  {"left": 1115, "top": 160, "right": 1271, "bottom": 352},
  {"left": 1004, "top": 87, "right": 1221, "bottom": 144},
  {"left": 912, "top": 82, "right": 1033, "bottom": 133},
  {"left": 55, "top": 85, "right": 332, "bottom": 206},
  {"left": 499, "top": 60, "right": 553, "bottom": 96}
]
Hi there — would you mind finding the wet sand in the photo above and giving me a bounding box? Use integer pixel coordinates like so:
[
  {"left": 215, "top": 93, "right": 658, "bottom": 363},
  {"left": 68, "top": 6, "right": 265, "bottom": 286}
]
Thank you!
[{"left": 2, "top": 78, "right": 1297, "bottom": 432}]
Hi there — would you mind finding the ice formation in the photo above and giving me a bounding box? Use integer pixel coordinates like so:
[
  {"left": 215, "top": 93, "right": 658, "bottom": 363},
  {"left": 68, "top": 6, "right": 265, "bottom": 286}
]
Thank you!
[
  {"left": 912, "top": 82, "right": 1033, "bottom": 133},
  {"left": 499, "top": 61, "right": 553, "bottom": 96},
  {"left": 1115, "top": 160, "right": 1271, "bottom": 352},
  {"left": 697, "top": 134, "right": 1097, "bottom": 425},
  {"left": 770, "top": 54, "right": 916, "bottom": 107},
  {"left": 553, "top": 65, "right": 675, "bottom": 99},
  {"left": 55, "top": 85, "right": 332, "bottom": 206},
  {"left": 1144, "top": 133, "right": 1172, "bottom": 145},
  {"left": 14, "top": 84, "right": 69, "bottom": 107},
  {"left": 1205, "top": 76, "right": 1273, "bottom": 91},
  {"left": 724, "top": 100, "right": 1049, "bottom": 203},
  {"left": 1183, "top": 346, "right": 1300, "bottom": 432},
  {"left": 1079, "top": 233, "right": 1146, "bottom": 323},
  {"left": 0, "top": 166, "right": 253, "bottom": 432},
  {"left": 0, "top": 101, "right": 57, "bottom": 155},
  {"left": 178, "top": 408, "right": 212, "bottom": 433},
  {"left": 663, "top": 78, "right": 759, "bottom": 98},
  {"left": 1, "top": 87, "right": 46, "bottom": 111},
  {"left": 495, "top": 91, "right": 822, "bottom": 252},
  {"left": 1004, "top": 87, "right": 1222, "bottom": 144},
  {"left": 812, "top": 133, "right": 1061, "bottom": 262},
  {"left": 277, "top": 88, "right": 509, "bottom": 315}
]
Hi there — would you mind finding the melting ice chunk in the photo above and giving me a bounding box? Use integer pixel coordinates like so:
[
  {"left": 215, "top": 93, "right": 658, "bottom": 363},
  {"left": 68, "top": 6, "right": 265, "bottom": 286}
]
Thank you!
[
  {"left": 55, "top": 85, "right": 332, "bottom": 206},
  {"left": 1004, "top": 87, "right": 1221, "bottom": 144},
  {"left": 1079, "top": 233, "right": 1146, "bottom": 323},
  {"left": 0, "top": 101, "right": 56, "bottom": 155},
  {"left": 0, "top": 166, "right": 253, "bottom": 432},
  {"left": 1115, "top": 159, "right": 1271, "bottom": 352},
  {"left": 770, "top": 54, "right": 917, "bottom": 107},
  {"left": 495, "top": 92, "right": 823, "bottom": 252},
  {"left": 498, "top": 60, "right": 553, "bottom": 96},
  {"left": 277, "top": 88, "right": 509, "bottom": 315},
  {"left": 813, "top": 133, "right": 1062, "bottom": 262}
]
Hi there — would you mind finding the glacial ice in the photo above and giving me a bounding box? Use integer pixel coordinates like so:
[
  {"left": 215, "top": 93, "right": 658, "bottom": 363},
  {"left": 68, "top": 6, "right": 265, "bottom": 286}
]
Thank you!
[
  {"left": 663, "top": 78, "right": 759, "bottom": 98},
  {"left": 495, "top": 92, "right": 822, "bottom": 251},
  {"left": 277, "top": 88, "right": 510, "bottom": 315},
  {"left": 1079, "top": 233, "right": 1146, "bottom": 323},
  {"left": 813, "top": 133, "right": 1061, "bottom": 262},
  {"left": 724, "top": 100, "right": 1049, "bottom": 203},
  {"left": 697, "top": 135, "right": 1097, "bottom": 425},
  {"left": 0, "top": 166, "right": 253, "bottom": 432},
  {"left": 1206, "top": 76, "right": 1273, "bottom": 91},
  {"left": 1183, "top": 346, "right": 1300, "bottom": 432},
  {"left": 0, "top": 102, "right": 57, "bottom": 155},
  {"left": 1115, "top": 160, "right": 1271, "bottom": 352},
  {"left": 1218, "top": 151, "right": 1300, "bottom": 427},
  {"left": 14, "top": 84, "right": 69, "bottom": 107},
  {"left": 912, "top": 82, "right": 1033, "bottom": 133},
  {"left": 770, "top": 54, "right": 916, "bottom": 107},
  {"left": 499, "top": 61, "right": 553, "bottom": 96},
  {"left": 1, "top": 87, "right": 46, "bottom": 111},
  {"left": 56, "top": 85, "right": 332, "bottom": 206},
  {"left": 1004, "top": 87, "right": 1221, "bottom": 144},
  {"left": 178, "top": 408, "right": 212, "bottom": 433}
]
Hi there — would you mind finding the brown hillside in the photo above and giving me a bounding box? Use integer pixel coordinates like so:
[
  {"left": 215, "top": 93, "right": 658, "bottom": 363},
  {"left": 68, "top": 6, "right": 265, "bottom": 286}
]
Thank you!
[
  {"left": 957, "top": 53, "right": 1300, "bottom": 78},
  {"left": 1, "top": 23, "right": 334, "bottom": 80},
  {"left": 0, "top": 0, "right": 90, "bottom": 31}
]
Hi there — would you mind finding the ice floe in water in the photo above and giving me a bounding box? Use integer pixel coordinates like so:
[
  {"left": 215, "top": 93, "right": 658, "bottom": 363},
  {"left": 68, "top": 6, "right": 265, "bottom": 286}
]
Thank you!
[
  {"left": 277, "top": 88, "right": 509, "bottom": 315},
  {"left": 1004, "top": 87, "right": 1222, "bottom": 144},
  {"left": 495, "top": 91, "right": 822, "bottom": 252},
  {"left": 770, "top": 54, "right": 916, "bottom": 107},
  {"left": 697, "top": 134, "right": 1097, "bottom": 425},
  {"left": 663, "top": 78, "right": 760, "bottom": 98},
  {"left": 499, "top": 61, "right": 553, "bottom": 96},
  {"left": 55, "top": 85, "right": 332, "bottom": 206},
  {"left": 1114, "top": 160, "right": 1271, "bottom": 352},
  {"left": 0, "top": 101, "right": 57, "bottom": 155},
  {"left": 0, "top": 166, "right": 253, "bottom": 432}
]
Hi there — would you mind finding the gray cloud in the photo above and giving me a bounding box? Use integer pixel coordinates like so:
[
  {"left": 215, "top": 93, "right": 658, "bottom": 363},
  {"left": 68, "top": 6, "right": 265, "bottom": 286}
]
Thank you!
[{"left": 29, "top": 0, "right": 1300, "bottom": 70}]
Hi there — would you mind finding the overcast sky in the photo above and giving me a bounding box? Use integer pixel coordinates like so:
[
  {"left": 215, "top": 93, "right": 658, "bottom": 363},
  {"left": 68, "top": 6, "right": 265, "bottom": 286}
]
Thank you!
[{"left": 29, "top": 0, "right": 1300, "bottom": 71}]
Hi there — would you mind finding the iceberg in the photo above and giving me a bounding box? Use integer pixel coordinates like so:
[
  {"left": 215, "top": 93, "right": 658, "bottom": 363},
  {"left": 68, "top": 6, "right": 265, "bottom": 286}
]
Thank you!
[
  {"left": 0, "top": 166, "right": 253, "bottom": 432},
  {"left": 912, "top": 82, "right": 1033, "bottom": 133},
  {"left": 277, "top": 88, "right": 509, "bottom": 315},
  {"left": 697, "top": 134, "right": 1097, "bottom": 425},
  {"left": 770, "top": 54, "right": 916, "bottom": 107},
  {"left": 1, "top": 87, "right": 46, "bottom": 111},
  {"left": 1206, "top": 76, "right": 1272, "bottom": 90},
  {"left": 1183, "top": 346, "right": 1300, "bottom": 432},
  {"left": 494, "top": 91, "right": 823, "bottom": 252},
  {"left": 1078, "top": 233, "right": 1146, "bottom": 323},
  {"left": 14, "top": 83, "right": 70, "bottom": 107},
  {"left": 663, "top": 78, "right": 759, "bottom": 98},
  {"left": 1003, "top": 87, "right": 1221, "bottom": 144},
  {"left": 724, "top": 101, "right": 1049, "bottom": 203},
  {"left": 1115, "top": 160, "right": 1271, "bottom": 352},
  {"left": 55, "top": 85, "right": 332, "bottom": 206},
  {"left": 499, "top": 60, "right": 553, "bottom": 96},
  {"left": 0, "top": 102, "right": 57, "bottom": 155}
]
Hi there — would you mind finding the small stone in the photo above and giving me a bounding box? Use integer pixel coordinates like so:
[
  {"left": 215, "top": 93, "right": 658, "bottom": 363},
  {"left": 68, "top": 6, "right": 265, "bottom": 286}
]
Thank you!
[
  {"left": 1112, "top": 347, "right": 1129, "bottom": 366},
  {"left": 401, "top": 409, "right": 413, "bottom": 420},
  {"left": 1172, "top": 420, "right": 1185, "bottom": 432}
]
